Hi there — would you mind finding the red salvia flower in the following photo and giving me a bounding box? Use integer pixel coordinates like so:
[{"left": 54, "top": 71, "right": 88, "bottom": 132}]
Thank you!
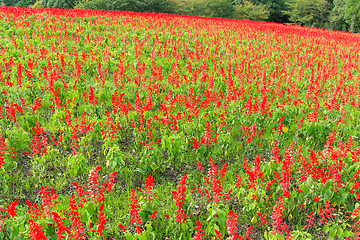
[
  {"left": 350, "top": 170, "right": 360, "bottom": 200},
  {"left": 25, "top": 200, "right": 41, "bottom": 219},
  {"left": 256, "top": 212, "right": 269, "bottom": 227},
  {"left": 246, "top": 226, "right": 253, "bottom": 240},
  {"left": 281, "top": 144, "right": 294, "bottom": 198},
  {"left": 95, "top": 203, "right": 107, "bottom": 237},
  {"left": 118, "top": 224, "right": 127, "bottom": 233},
  {"left": 31, "top": 98, "right": 42, "bottom": 114},
  {"left": 235, "top": 174, "right": 243, "bottom": 187},
  {"left": 86, "top": 166, "right": 102, "bottom": 203},
  {"left": 140, "top": 175, "right": 156, "bottom": 203},
  {"left": 16, "top": 62, "right": 23, "bottom": 88},
  {"left": 129, "top": 189, "right": 142, "bottom": 229},
  {"left": 135, "top": 226, "right": 142, "bottom": 234},
  {"left": 28, "top": 219, "right": 47, "bottom": 240},
  {"left": 303, "top": 211, "right": 316, "bottom": 229},
  {"left": 0, "top": 131, "right": 6, "bottom": 168},
  {"left": 277, "top": 116, "right": 285, "bottom": 134},
  {"left": 226, "top": 209, "right": 242, "bottom": 239},
  {"left": 204, "top": 121, "right": 211, "bottom": 147},
  {"left": 30, "top": 122, "right": 48, "bottom": 156},
  {"left": 148, "top": 210, "right": 158, "bottom": 220},
  {"left": 197, "top": 161, "right": 204, "bottom": 171},
  {"left": 193, "top": 220, "right": 206, "bottom": 240},
  {"left": 101, "top": 171, "right": 118, "bottom": 194},
  {"left": 271, "top": 197, "right": 284, "bottom": 234},
  {"left": 52, "top": 211, "right": 71, "bottom": 239},
  {"left": 5, "top": 201, "right": 19, "bottom": 220},
  {"left": 39, "top": 186, "right": 58, "bottom": 219},
  {"left": 214, "top": 229, "right": 223, "bottom": 240},
  {"left": 172, "top": 174, "right": 187, "bottom": 223},
  {"left": 69, "top": 195, "right": 86, "bottom": 240}
]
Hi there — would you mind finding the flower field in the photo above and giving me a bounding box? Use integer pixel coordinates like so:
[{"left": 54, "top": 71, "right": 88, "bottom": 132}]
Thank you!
[{"left": 0, "top": 6, "right": 360, "bottom": 240}]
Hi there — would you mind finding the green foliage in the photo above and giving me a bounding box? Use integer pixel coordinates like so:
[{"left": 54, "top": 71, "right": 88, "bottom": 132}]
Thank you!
[
  {"left": 206, "top": 0, "right": 234, "bottom": 18},
  {"left": 344, "top": 0, "right": 360, "bottom": 32},
  {"left": 234, "top": 0, "right": 289, "bottom": 23},
  {"left": 1, "top": 5, "right": 360, "bottom": 239},
  {"left": 15, "top": 0, "right": 35, "bottom": 7},
  {"left": 168, "top": 0, "right": 210, "bottom": 16},
  {"left": 75, "top": 0, "right": 169, "bottom": 12},
  {"left": 233, "top": 0, "right": 270, "bottom": 21},
  {"left": 42, "top": 0, "right": 75, "bottom": 9},
  {"left": 74, "top": 0, "right": 112, "bottom": 10},
  {"left": 259, "top": 0, "right": 289, "bottom": 23},
  {"left": 3, "top": 0, "right": 20, "bottom": 6},
  {"left": 31, "top": 0, "right": 42, "bottom": 7},
  {"left": 283, "top": 0, "right": 331, "bottom": 27},
  {"left": 133, "top": 0, "right": 170, "bottom": 13},
  {"left": 329, "top": 0, "right": 349, "bottom": 31}
]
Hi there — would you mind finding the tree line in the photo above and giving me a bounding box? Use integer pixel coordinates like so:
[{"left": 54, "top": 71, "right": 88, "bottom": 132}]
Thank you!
[{"left": 1, "top": 0, "right": 360, "bottom": 32}]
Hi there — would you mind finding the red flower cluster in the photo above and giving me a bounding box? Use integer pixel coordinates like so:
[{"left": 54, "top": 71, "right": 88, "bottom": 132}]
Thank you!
[
  {"left": 172, "top": 174, "right": 187, "bottom": 223},
  {"left": 129, "top": 189, "right": 142, "bottom": 233}
]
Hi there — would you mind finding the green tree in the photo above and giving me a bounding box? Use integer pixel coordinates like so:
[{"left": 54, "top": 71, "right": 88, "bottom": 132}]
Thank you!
[
  {"left": 3, "top": 0, "right": 20, "bottom": 6},
  {"left": 283, "top": 0, "right": 330, "bottom": 27},
  {"left": 329, "top": 0, "right": 348, "bottom": 31},
  {"left": 206, "top": 0, "right": 234, "bottom": 18},
  {"left": 32, "top": 0, "right": 42, "bottom": 7},
  {"left": 75, "top": 0, "right": 124, "bottom": 11},
  {"left": 133, "top": 0, "right": 169, "bottom": 12},
  {"left": 168, "top": 0, "right": 209, "bottom": 16},
  {"left": 344, "top": 0, "right": 360, "bottom": 32},
  {"left": 233, "top": 0, "right": 270, "bottom": 21},
  {"left": 42, "top": 0, "right": 75, "bottom": 9},
  {"left": 234, "top": 0, "right": 289, "bottom": 23},
  {"left": 75, "top": 0, "right": 169, "bottom": 13},
  {"left": 16, "top": 0, "right": 35, "bottom": 7}
]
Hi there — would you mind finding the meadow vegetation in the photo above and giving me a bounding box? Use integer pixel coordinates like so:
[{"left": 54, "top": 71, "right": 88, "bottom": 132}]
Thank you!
[{"left": 0, "top": 6, "right": 360, "bottom": 240}]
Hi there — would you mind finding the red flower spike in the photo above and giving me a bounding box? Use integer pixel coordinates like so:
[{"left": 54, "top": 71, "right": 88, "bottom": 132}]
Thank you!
[
  {"left": 214, "top": 229, "right": 223, "bottom": 240},
  {"left": 118, "top": 224, "right": 127, "bottom": 233},
  {"left": 148, "top": 210, "right": 158, "bottom": 220},
  {"left": 28, "top": 219, "right": 47, "bottom": 240},
  {"left": 226, "top": 210, "right": 241, "bottom": 239},
  {"left": 52, "top": 211, "right": 71, "bottom": 239},
  {"left": 5, "top": 201, "right": 19, "bottom": 220},
  {"left": 193, "top": 220, "right": 206, "bottom": 240},
  {"left": 256, "top": 212, "right": 269, "bottom": 227},
  {"left": 246, "top": 226, "right": 253, "bottom": 239}
]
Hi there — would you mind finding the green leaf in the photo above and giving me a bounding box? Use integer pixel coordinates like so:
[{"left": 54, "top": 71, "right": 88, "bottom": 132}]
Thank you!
[
  {"left": 323, "top": 225, "right": 329, "bottom": 234},
  {"left": 12, "top": 227, "right": 19, "bottom": 237},
  {"left": 300, "top": 184, "right": 310, "bottom": 194},
  {"left": 139, "top": 235, "right": 147, "bottom": 240},
  {"left": 333, "top": 196, "right": 341, "bottom": 206},
  {"left": 343, "top": 230, "right": 354, "bottom": 237},
  {"left": 337, "top": 226, "right": 343, "bottom": 237},
  {"left": 181, "top": 223, "right": 188, "bottom": 231},
  {"left": 329, "top": 227, "right": 337, "bottom": 240},
  {"left": 150, "top": 163, "right": 158, "bottom": 171}
]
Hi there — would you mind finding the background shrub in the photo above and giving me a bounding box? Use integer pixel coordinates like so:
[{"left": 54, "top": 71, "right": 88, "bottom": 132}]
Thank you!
[
  {"left": 32, "top": 1, "right": 43, "bottom": 7},
  {"left": 233, "top": 0, "right": 270, "bottom": 21}
]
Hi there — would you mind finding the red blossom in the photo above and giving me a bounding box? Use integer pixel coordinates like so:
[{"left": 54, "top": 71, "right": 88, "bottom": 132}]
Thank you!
[
  {"left": 5, "top": 201, "right": 19, "bottom": 219},
  {"left": 129, "top": 189, "right": 141, "bottom": 222},
  {"left": 28, "top": 219, "right": 47, "bottom": 240},
  {"left": 52, "top": 211, "right": 71, "bottom": 239},
  {"left": 148, "top": 210, "right": 158, "bottom": 220},
  {"left": 193, "top": 220, "right": 206, "bottom": 240},
  {"left": 256, "top": 212, "right": 269, "bottom": 227}
]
